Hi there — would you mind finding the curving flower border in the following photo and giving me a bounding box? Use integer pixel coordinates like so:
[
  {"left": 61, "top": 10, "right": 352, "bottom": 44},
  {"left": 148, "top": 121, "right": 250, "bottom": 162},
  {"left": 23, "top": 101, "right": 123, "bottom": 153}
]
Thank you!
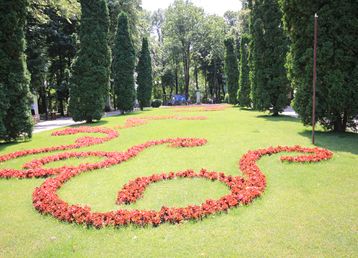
[
  {"left": 0, "top": 114, "right": 333, "bottom": 228},
  {"left": 32, "top": 144, "right": 332, "bottom": 228},
  {"left": 114, "top": 115, "right": 207, "bottom": 129},
  {"left": 173, "top": 104, "right": 229, "bottom": 112},
  {"left": 0, "top": 126, "right": 119, "bottom": 178}
]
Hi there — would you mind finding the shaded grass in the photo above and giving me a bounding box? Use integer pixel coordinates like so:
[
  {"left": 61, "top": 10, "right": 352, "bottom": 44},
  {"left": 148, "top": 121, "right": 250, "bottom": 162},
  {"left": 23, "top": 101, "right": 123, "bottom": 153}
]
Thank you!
[{"left": 0, "top": 107, "right": 357, "bottom": 257}]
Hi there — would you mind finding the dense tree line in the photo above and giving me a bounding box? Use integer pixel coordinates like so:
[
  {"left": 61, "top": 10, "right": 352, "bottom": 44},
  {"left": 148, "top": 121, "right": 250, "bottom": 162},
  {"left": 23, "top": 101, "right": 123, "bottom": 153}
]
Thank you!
[{"left": 1, "top": 0, "right": 357, "bottom": 141}]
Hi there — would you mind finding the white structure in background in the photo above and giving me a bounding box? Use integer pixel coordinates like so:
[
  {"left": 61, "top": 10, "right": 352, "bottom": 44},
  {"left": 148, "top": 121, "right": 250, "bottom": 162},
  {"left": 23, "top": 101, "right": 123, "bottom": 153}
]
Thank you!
[
  {"left": 31, "top": 94, "right": 40, "bottom": 123},
  {"left": 195, "top": 89, "right": 201, "bottom": 104}
]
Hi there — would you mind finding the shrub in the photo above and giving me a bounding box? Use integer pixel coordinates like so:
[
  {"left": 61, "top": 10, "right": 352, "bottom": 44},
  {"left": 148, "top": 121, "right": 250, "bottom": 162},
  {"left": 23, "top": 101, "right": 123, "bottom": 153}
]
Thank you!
[{"left": 151, "top": 99, "right": 162, "bottom": 108}]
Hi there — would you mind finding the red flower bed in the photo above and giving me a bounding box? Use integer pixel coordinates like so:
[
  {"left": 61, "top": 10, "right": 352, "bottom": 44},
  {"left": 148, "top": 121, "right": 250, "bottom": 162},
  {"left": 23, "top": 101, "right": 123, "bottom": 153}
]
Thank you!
[
  {"left": 173, "top": 104, "right": 229, "bottom": 112},
  {"left": 115, "top": 115, "right": 207, "bottom": 129},
  {"left": 32, "top": 143, "right": 332, "bottom": 228},
  {"left": 0, "top": 115, "right": 333, "bottom": 228},
  {"left": 0, "top": 126, "right": 118, "bottom": 178}
]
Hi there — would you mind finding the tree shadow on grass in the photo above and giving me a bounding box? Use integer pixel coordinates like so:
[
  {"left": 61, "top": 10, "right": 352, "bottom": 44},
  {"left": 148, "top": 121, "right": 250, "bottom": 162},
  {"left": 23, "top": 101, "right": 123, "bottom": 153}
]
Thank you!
[
  {"left": 256, "top": 114, "right": 300, "bottom": 123},
  {"left": 232, "top": 106, "right": 256, "bottom": 112},
  {"left": 299, "top": 130, "right": 358, "bottom": 155},
  {"left": 109, "top": 110, "right": 154, "bottom": 118},
  {"left": 0, "top": 141, "right": 26, "bottom": 153},
  {"left": 84, "top": 120, "right": 109, "bottom": 126}
]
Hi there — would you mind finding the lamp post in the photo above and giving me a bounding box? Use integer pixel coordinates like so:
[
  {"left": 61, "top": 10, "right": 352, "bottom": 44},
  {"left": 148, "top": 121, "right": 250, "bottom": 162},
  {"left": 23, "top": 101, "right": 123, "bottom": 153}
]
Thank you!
[{"left": 312, "top": 13, "right": 318, "bottom": 145}]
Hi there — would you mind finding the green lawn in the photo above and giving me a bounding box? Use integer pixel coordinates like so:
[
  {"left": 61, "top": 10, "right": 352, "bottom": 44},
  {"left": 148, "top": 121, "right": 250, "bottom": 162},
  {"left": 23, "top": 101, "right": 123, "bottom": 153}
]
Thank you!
[{"left": 0, "top": 107, "right": 357, "bottom": 257}]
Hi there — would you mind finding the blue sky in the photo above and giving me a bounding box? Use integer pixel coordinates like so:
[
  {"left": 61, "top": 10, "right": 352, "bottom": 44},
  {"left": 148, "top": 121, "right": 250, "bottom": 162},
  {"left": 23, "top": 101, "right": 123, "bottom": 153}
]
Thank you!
[{"left": 142, "top": 0, "right": 242, "bottom": 16}]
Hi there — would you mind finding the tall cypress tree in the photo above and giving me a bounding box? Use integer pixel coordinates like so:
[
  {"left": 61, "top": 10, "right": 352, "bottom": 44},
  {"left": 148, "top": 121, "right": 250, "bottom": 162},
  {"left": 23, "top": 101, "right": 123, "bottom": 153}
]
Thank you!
[
  {"left": 69, "top": 0, "right": 111, "bottom": 123},
  {"left": 250, "top": 16, "right": 265, "bottom": 110},
  {"left": 113, "top": 12, "right": 135, "bottom": 113},
  {"left": 280, "top": 0, "right": 358, "bottom": 131},
  {"left": 251, "top": 0, "right": 289, "bottom": 115},
  {"left": 238, "top": 34, "right": 251, "bottom": 107},
  {"left": 0, "top": 0, "right": 33, "bottom": 141},
  {"left": 224, "top": 37, "right": 239, "bottom": 105},
  {"left": 136, "top": 38, "right": 153, "bottom": 110}
]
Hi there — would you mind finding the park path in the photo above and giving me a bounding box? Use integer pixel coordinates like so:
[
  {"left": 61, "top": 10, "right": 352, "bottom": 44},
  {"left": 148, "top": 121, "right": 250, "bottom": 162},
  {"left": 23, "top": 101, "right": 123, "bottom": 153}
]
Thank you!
[
  {"left": 33, "top": 111, "right": 122, "bottom": 134},
  {"left": 33, "top": 107, "right": 299, "bottom": 134}
]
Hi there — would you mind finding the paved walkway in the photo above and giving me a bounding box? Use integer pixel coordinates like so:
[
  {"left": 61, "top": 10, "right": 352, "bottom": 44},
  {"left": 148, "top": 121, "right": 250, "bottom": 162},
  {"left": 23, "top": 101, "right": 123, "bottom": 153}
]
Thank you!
[
  {"left": 33, "top": 111, "right": 121, "bottom": 134},
  {"left": 34, "top": 107, "right": 299, "bottom": 134},
  {"left": 281, "top": 106, "right": 299, "bottom": 118}
]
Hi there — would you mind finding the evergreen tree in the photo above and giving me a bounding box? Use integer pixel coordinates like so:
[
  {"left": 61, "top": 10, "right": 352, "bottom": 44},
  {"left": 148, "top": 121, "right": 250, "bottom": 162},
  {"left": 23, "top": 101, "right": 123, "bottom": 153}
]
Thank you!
[
  {"left": 136, "top": 38, "right": 153, "bottom": 110},
  {"left": 252, "top": 0, "right": 289, "bottom": 115},
  {"left": 238, "top": 34, "right": 251, "bottom": 107},
  {"left": 0, "top": 0, "right": 33, "bottom": 141},
  {"left": 254, "top": 0, "right": 290, "bottom": 115},
  {"left": 280, "top": 0, "right": 358, "bottom": 132},
  {"left": 250, "top": 16, "right": 265, "bottom": 110},
  {"left": 113, "top": 12, "right": 136, "bottom": 113},
  {"left": 224, "top": 37, "right": 239, "bottom": 105},
  {"left": 69, "top": 0, "right": 111, "bottom": 123},
  {"left": 248, "top": 0, "right": 256, "bottom": 106}
]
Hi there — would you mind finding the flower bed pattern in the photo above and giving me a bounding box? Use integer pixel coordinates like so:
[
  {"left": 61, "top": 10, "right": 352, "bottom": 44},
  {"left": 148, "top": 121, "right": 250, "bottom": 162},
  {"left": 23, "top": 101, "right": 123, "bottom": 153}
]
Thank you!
[
  {"left": 31, "top": 144, "right": 332, "bottom": 227},
  {"left": 114, "top": 115, "right": 207, "bottom": 129},
  {"left": 173, "top": 104, "right": 229, "bottom": 112},
  {"left": 0, "top": 127, "right": 119, "bottom": 178},
  {"left": 0, "top": 115, "right": 333, "bottom": 228}
]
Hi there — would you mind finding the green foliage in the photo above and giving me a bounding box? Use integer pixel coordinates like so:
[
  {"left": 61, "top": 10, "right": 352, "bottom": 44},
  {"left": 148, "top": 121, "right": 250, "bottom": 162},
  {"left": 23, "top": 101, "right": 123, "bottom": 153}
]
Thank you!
[
  {"left": 136, "top": 38, "right": 153, "bottom": 110},
  {"left": 46, "top": 8, "right": 78, "bottom": 116},
  {"left": 224, "top": 38, "right": 239, "bottom": 104},
  {"left": 238, "top": 34, "right": 251, "bottom": 107},
  {"left": 107, "top": 0, "right": 145, "bottom": 52},
  {"left": 0, "top": 0, "right": 33, "bottom": 141},
  {"left": 69, "top": 0, "right": 111, "bottom": 122},
  {"left": 192, "top": 14, "right": 227, "bottom": 102},
  {"left": 112, "top": 12, "right": 136, "bottom": 113},
  {"left": 151, "top": 99, "right": 162, "bottom": 108},
  {"left": 250, "top": 0, "right": 289, "bottom": 115},
  {"left": 163, "top": 0, "right": 204, "bottom": 97},
  {"left": 30, "top": 0, "right": 80, "bottom": 24},
  {"left": 280, "top": 0, "right": 358, "bottom": 131}
]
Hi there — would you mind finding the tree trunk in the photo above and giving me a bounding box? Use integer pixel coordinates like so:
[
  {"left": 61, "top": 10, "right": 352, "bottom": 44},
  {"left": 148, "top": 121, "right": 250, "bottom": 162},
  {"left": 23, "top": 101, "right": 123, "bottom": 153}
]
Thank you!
[
  {"left": 272, "top": 111, "right": 279, "bottom": 116},
  {"left": 213, "top": 62, "right": 218, "bottom": 103},
  {"left": 59, "top": 100, "right": 64, "bottom": 117},
  {"left": 183, "top": 46, "right": 190, "bottom": 99},
  {"left": 204, "top": 69, "right": 208, "bottom": 99},
  {"left": 194, "top": 65, "right": 199, "bottom": 90},
  {"left": 333, "top": 113, "right": 347, "bottom": 132},
  {"left": 175, "top": 66, "right": 179, "bottom": 95},
  {"left": 42, "top": 81, "right": 49, "bottom": 120}
]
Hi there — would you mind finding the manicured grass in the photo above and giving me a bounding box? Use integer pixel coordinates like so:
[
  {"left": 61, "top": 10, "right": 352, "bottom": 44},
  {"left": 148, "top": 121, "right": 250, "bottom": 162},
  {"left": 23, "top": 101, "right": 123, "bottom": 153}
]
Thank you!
[{"left": 0, "top": 107, "right": 357, "bottom": 257}]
